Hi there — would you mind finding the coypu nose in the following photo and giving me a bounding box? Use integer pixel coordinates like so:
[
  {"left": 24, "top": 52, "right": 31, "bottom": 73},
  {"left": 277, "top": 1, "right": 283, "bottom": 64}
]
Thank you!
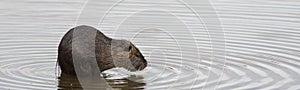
[
  {"left": 143, "top": 59, "right": 148, "bottom": 69},
  {"left": 142, "top": 59, "right": 147, "bottom": 64},
  {"left": 139, "top": 59, "right": 147, "bottom": 70}
]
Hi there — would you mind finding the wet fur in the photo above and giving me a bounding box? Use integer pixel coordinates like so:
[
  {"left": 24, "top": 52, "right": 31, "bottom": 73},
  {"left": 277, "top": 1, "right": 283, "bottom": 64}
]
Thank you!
[{"left": 58, "top": 25, "right": 147, "bottom": 75}]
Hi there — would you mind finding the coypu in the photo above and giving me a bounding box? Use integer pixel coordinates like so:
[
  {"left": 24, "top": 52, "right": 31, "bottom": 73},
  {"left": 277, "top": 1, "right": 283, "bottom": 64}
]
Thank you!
[{"left": 58, "top": 25, "right": 147, "bottom": 75}]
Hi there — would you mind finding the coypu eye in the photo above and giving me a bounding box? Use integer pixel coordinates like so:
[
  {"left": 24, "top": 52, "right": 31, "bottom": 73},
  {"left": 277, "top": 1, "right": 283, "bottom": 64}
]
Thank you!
[
  {"left": 135, "top": 54, "right": 140, "bottom": 57},
  {"left": 128, "top": 45, "right": 132, "bottom": 51}
]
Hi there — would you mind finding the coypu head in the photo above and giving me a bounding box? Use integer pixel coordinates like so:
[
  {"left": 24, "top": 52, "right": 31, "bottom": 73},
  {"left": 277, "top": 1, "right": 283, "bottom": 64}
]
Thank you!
[{"left": 111, "top": 40, "right": 147, "bottom": 71}]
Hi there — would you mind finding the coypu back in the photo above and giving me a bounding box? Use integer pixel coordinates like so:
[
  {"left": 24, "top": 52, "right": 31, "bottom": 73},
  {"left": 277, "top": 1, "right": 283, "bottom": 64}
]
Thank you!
[
  {"left": 58, "top": 25, "right": 112, "bottom": 75},
  {"left": 58, "top": 25, "right": 147, "bottom": 75}
]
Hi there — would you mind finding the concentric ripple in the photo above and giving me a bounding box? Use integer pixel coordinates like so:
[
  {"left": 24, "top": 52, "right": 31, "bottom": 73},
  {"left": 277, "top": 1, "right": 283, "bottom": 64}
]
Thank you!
[
  {"left": 0, "top": 39, "right": 58, "bottom": 89},
  {"left": 0, "top": 0, "right": 300, "bottom": 90}
]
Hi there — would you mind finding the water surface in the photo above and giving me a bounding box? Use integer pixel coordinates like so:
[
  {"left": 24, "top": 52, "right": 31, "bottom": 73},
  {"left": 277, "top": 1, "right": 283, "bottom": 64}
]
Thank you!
[{"left": 0, "top": 0, "right": 300, "bottom": 89}]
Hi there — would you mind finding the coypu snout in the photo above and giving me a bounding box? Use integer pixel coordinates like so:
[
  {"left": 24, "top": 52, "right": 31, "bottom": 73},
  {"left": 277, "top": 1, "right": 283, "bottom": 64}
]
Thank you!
[
  {"left": 128, "top": 42, "right": 147, "bottom": 71},
  {"left": 111, "top": 40, "right": 147, "bottom": 71},
  {"left": 129, "top": 44, "right": 147, "bottom": 70}
]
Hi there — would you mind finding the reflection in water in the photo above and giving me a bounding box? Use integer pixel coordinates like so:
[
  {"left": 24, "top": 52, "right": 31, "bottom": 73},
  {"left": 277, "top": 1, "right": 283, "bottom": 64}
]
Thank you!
[{"left": 58, "top": 73, "right": 146, "bottom": 90}]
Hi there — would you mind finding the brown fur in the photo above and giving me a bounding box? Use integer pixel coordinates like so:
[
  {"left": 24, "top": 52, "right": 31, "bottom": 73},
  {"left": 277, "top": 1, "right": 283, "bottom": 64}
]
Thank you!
[{"left": 58, "top": 25, "right": 147, "bottom": 75}]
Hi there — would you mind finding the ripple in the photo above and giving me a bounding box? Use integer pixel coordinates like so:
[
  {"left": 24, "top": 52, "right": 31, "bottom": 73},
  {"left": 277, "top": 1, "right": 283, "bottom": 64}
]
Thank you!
[
  {"left": 1, "top": 0, "right": 300, "bottom": 89},
  {"left": 0, "top": 57, "right": 57, "bottom": 89}
]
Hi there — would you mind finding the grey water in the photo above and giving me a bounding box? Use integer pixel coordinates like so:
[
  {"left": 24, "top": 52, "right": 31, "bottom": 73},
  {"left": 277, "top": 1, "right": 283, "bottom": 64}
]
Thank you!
[{"left": 0, "top": 0, "right": 300, "bottom": 89}]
